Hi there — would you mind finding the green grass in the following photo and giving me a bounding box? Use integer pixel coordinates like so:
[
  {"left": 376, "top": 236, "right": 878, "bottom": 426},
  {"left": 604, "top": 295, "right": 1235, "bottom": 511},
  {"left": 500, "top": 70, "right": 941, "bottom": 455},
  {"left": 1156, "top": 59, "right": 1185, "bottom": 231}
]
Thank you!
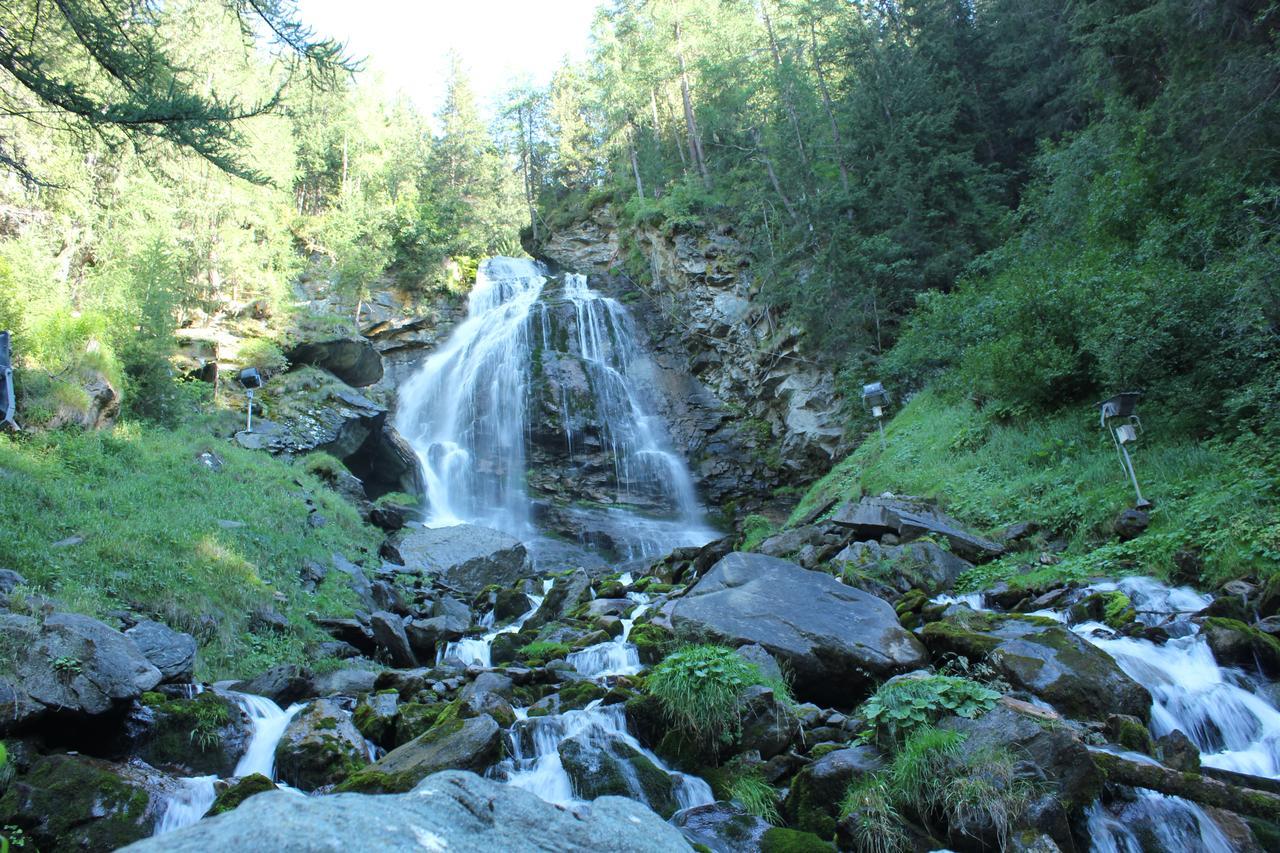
[
  {"left": 0, "top": 423, "right": 381, "bottom": 679},
  {"left": 790, "top": 390, "right": 1280, "bottom": 588},
  {"left": 740, "top": 514, "right": 776, "bottom": 551},
  {"left": 727, "top": 769, "right": 782, "bottom": 824}
]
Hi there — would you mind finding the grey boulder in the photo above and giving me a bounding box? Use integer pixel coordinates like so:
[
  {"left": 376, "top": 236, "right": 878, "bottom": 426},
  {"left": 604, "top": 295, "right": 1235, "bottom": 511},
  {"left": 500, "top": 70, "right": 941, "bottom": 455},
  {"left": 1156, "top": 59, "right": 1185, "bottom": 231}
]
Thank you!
[
  {"left": 671, "top": 553, "right": 928, "bottom": 706},
  {"left": 125, "top": 620, "right": 197, "bottom": 683},
  {"left": 830, "top": 495, "right": 1004, "bottom": 562},
  {"left": 367, "top": 714, "right": 501, "bottom": 785},
  {"left": 287, "top": 338, "right": 384, "bottom": 387},
  {"left": 274, "top": 697, "right": 369, "bottom": 790},
  {"left": 120, "top": 769, "right": 691, "bottom": 852},
  {"left": 397, "top": 524, "right": 531, "bottom": 595}
]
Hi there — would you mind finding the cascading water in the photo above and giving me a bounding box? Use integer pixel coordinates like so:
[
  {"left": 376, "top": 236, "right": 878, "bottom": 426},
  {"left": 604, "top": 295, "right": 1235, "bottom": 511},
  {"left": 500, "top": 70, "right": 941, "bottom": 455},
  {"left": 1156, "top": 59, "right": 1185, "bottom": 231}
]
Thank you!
[
  {"left": 440, "top": 581, "right": 551, "bottom": 668},
  {"left": 394, "top": 257, "right": 716, "bottom": 560},
  {"left": 566, "top": 592, "right": 650, "bottom": 678}
]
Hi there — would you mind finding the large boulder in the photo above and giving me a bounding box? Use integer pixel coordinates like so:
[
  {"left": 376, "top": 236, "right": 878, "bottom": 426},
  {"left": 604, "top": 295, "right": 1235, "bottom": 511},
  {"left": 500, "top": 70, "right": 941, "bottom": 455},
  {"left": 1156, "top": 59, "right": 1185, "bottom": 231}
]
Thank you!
[
  {"left": 133, "top": 691, "right": 252, "bottom": 777},
  {"left": 0, "top": 753, "right": 167, "bottom": 851},
  {"left": 397, "top": 524, "right": 531, "bottom": 595},
  {"left": 342, "top": 714, "right": 502, "bottom": 793},
  {"left": 526, "top": 567, "right": 591, "bottom": 629},
  {"left": 922, "top": 614, "right": 1151, "bottom": 721},
  {"left": 125, "top": 620, "right": 197, "bottom": 684},
  {"left": 287, "top": 338, "right": 384, "bottom": 387},
  {"left": 670, "top": 553, "right": 928, "bottom": 706},
  {"left": 230, "top": 664, "right": 316, "bottom": 708},
  {"left": 829, "top": 496, "right": 1004, "bottom": 562},
  {"left": 369, "top": 611, "right": 417, "bottom": 668},
  {"left": 273, "top": 698, "right": 369, "bottom": 790},
  {"left": 120, "top": 769, "right": 692, "bottom": 852},
  {"left": 2, "top": 612, "right": 161, "bottom": 731},
  {"left": 831, "top": 539, "right": 973, "bottom": 595},
  {"left": 783, "top": 746, "right": 884, "bottom": 839}
]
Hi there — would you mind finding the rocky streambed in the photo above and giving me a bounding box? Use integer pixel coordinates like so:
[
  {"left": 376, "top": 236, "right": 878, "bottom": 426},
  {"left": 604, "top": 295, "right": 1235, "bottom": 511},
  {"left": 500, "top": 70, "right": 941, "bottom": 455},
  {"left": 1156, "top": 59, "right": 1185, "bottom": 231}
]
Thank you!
[{"left": 4, "top": 495, "right": 1280, "bottom": 852}]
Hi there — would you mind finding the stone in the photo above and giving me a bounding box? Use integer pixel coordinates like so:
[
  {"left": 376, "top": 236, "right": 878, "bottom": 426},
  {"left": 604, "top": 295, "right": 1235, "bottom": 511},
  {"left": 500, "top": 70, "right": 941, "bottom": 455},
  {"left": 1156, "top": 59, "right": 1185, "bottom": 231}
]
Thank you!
[
  {"left": 0, "top": 568, "right": 26, "bottom": 595},
  {"left": 353, "top": 691, "right": 400, "bottom": 747},
  {"left": 313, "top": 616, "right": 377, "bottom": 656},
  {"left": 124, "top": 621, "right": 196, "bottom": 685},
  {"left": 734, "top": 685, "right": 800, "bottom": 760},
  {"left": 120, "top": 770, "right": 692, "bottom": 852},
  {"left": 670, "top": 553, "right": 928, "bottom": 706},
  {"left": 831, "top": 539, "right": 974, "bottom": 594},
  {"left": 3, "top": 612, "right": 162, "bottom": 730},
  {"left": 397, "top": 524, "right": 531, "bottom": 595},
  {"left": 287, "top": 337, "right": 384, "bottom": 387},
  {"left": 331, "top": 553, "right": 376, "bottom": 609},
  {"left": 922, "top": 614, "right": 1151, "bottom": 721},
  {"left": 783, "top": 746, "right": 884, "bottom": 838},
  {"left": 346, "top": 715, "right": 502, "bottom": 793},
  {"left": 526, "top": 567, "right": 592, "bottom": 629},
  {"left": 0, "top": 753, "right": 165, "bottom": 850},
  {"left": 133, "top": 691, "right": 252, "bottom": 777},
  {"left": 829, "top": 496, "right": 1004, "bottom": 561},
  {"left": 312, "top": 668, "right": 378, "bottom": 697},
  {"left": 207, "top": 773, "right": 276, "bottom": 817},
  {"left": 1202, "top": 617, "right": 1280, "bottom": 676},
  {"left": 1156, "top": 729, "right": 1201, "bottom": 773},
  {"left": 674, "top": 803, "right": 771, "bottom": 852},
  {"left": 370, "top": 579, "right": 408, "bottom": 614},
  {"left": 274, "top": 698, "right": 369, "bottom": 790},
  {"left": 370, "top": 611, "right": 417, "bottom": 667},
  {"left": 405, "top": 615, "right": 465, "bottom": 660},
  {"left": 1114, "top": 508, "right": 1150, "bottom": 541},
  {"left": 559, "top": 734, "right": 678, "bottom": 818},
  {"left": 231, "top": 664, "right": 315, "bottom": 708}
]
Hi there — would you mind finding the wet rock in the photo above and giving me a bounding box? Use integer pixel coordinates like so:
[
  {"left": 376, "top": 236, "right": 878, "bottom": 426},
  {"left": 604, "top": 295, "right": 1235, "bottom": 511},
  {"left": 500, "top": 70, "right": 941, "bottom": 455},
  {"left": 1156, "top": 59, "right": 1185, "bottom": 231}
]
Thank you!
[
  {"left": 1113, "top": 508, "right": 1150, "bottom": 541},
  {"left": 671, "top": 553, "right": 928, "bottom": 706},
  {"left": 341, "top": 714, "right": 502, "bottom": 794},
  {"left": 353, "top": 691, "right": 399, "bottom": 747},
  {"left": 783, "top": 746, "right": 884, "bottom": 838},
  {"left": 274, "top": 698, "right": 369, "bottom": 790},
  {"left": 231, "top": 664, "right": 315, "bottom": 708},
  {"left": 287, "top": 337, "right": 383, "bottom": 387},
  {"left": 2, "top": 612, "right": 162, "bottom": 731},
  {"left": 312, "top": 668, "right": 378, "bottom": 697},
  {"left": 370, "top": 580, "right": 408, "bottom": 615},
  {"left": 526, "top": 567, "right": 592, "bottom": 629},
  {"left": 121, "top": 769, "right": 692, "bottom": 852},
  {"left": 369, "top": 610, "right": 417, "bottom": 667},
  {"left": 922, "top": 613, "right": 1151, "bottom": 721},
  {"left": 0, "top": 753, "right": 163, "bottom": 851},
  {"left": 313, "top": 616, "right": 377, "bottom": 656},
  {"left": 831, "top": 539, "right": 973, "bottom": 595},
  {"left": 397, "top": 524, "right": 531, "bottom": 595},
  {"left": 559, "top": 734, "right": 678, "bottom": 818},
  {"left": 459, "top": 672, "right": 517, "bottom": 727},
  {"left": 134, "top": 691, "right": 251, "bottom": 777},
  {"left": 734, "top": 685, "right": 800, "bottom": 760},
  {"left": 673, "top": 802, "right": 771, "bottom": 852},
  {"left": 405, "top": 615, "right": 466, "bottom": 660},
  {"left": 1156, "top": 729, "right": 1201, "bottom": 773},
  {"left": 207, "top": 773, "right": 275, "bottom": 816},
  {"left": 1202, "top": 617, "right": 1280, "bottom": 676}
]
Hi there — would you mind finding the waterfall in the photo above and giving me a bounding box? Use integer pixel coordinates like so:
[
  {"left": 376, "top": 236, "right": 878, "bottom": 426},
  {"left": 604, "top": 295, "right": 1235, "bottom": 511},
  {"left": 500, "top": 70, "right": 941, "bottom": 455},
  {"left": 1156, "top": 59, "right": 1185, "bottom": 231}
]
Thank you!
[
  {"left": 566, "top": 593, "right": 649, "bottom": 678},
  {"left": 153, "top": 776, "right": 217, "bottom": 836},
  {"left": 394, "top": 257, "right": 715, "bottom": 560},
  {"left": 440, "top": 581, "right": 550, "bottom": 669}
]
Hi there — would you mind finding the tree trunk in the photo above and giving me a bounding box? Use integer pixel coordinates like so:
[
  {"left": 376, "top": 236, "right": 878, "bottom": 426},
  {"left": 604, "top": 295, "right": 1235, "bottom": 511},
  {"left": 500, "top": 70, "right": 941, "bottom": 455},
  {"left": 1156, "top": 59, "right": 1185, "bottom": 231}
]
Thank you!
[
  {"left": 762, "top": 1, "right": 810, "bottom": 170},
  {"left": 628, "top": 127, "right": 645, "bottom": 199},
  {"left": 674, "top": 20, "right": 710, "bottom": 187},
  {"left": 1089, "top": 750, "right": 1280, "bottom": 821}
]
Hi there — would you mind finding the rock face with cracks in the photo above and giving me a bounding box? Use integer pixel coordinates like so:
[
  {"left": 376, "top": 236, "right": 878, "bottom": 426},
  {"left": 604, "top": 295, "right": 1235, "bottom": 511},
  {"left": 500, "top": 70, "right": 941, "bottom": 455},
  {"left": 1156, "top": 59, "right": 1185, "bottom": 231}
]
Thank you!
[{"left": 671, "top": 552, "right": 928, "bottom": 706}]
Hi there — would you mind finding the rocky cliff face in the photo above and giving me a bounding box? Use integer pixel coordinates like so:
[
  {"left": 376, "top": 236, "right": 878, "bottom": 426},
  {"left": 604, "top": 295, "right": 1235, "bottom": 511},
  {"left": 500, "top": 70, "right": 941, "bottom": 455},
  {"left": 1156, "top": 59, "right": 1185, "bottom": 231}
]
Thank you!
[{"left": 532, "top": 206, "right": 847, "bottom": 511}]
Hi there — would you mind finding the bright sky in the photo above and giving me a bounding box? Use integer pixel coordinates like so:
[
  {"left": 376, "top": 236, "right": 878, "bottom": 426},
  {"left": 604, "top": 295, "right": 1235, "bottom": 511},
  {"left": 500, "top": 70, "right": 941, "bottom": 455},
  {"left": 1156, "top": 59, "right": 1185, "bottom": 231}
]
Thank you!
[{"left": 296, "top": 0, "right": 602, "bottom": 120}]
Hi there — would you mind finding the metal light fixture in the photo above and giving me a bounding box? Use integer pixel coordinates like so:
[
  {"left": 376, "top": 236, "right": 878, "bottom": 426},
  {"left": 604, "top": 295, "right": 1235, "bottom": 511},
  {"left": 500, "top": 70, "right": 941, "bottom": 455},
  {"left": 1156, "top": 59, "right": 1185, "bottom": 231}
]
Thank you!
[
  {"left": 1099, "top": 391, "right": 1150, "bottom": 509},
  {"left": 0, "top": 331, "right": 15, "bottom": 431},
  {"left": 238, "top": 367, "right": 263, "bottom": 433},
  {"left": 862, "top": 381, "right": 890, "bottom": 449}
]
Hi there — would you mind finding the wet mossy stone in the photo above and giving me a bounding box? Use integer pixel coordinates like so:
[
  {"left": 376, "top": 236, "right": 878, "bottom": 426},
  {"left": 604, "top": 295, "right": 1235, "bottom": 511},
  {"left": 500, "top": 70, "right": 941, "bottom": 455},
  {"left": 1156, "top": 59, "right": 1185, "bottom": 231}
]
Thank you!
[
  {"left": 783, "top": 746, "right": 883, "bottom": 840},
  {"left": 629, "top": 622, "right": 675, "bottom": 665},
  {"left": 1202, "top": 617, "right": 1280, "bottom": 676},
  {"left": 207, "top": 773, "right": 275, "bottom": 816},
  {"left": 135, "top": 691, "right": 248, "bottom": 776},
  {"left": 557, "top": 680, "right": 607, "bottom": 711},
  {"left": 353, "top": 691, "right": 399, "bottom": 747},
  {"left": 0, "top": 753, "right": 156, "bottom": 851},
  {"left": 761, "top": 827, "right": 836, "bottom": 852},
  {"left": 393, "top": 701, "right": 444, "bottom": 746},
  {"left": 273, "top": 697, "right": 369, "bottom": 790},
  {"left": 558, "top": 734, "right": 678, "bottom": 818},
  {"left": 345, "top": 713, "right": 500, "bottom": 793}
]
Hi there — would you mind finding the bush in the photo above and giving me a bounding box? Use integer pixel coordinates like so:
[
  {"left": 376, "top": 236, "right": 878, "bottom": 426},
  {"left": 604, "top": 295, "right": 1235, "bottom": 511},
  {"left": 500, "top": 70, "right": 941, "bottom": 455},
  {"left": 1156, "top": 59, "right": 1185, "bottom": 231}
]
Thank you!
[
  {"left": 646, "top": 644, "right": 792, "bottom": 747},
  {"left": 860, "top": 676, "right": 999, "bottom": 745}
]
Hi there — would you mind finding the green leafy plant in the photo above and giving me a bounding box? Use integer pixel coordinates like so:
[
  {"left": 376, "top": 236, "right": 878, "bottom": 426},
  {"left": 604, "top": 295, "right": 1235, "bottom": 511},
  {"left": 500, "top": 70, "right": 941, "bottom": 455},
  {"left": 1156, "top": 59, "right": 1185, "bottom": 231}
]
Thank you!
[
  {"left": 860, "top": 676, "right": 999, "bottom": 744},
  {"left": 51, "top": 655, "right": 83, "bottom": 675},
  {"left": 518, "top": 641, "right": 572, "bottom": 666},
  {"left": 646, "top": 644, "right": 793, "bottom": 747}
]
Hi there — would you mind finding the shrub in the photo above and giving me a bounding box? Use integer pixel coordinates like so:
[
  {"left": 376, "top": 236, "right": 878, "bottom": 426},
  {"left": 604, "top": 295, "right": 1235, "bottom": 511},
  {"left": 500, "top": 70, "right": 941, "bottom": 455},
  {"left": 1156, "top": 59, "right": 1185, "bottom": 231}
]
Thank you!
[
  {"left": 860, "top": 676, "right": 999, "bottom": 745},
  {"left": 646, "top": 644, "right": 792, "bottom": 747}
]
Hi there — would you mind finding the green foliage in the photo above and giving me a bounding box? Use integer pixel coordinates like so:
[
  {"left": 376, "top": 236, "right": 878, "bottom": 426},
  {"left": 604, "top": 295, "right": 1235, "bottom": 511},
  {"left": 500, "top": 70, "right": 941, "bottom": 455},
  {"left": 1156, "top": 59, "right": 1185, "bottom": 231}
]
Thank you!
[
  {"left": 0, "top": 424, "right": 380, "bottom": 679},
  {"left": 237, "top": 340, "right": 290, "bottom": 376},
  {"left": 839, "top": 777, "right": 908, "bottom": 853},
  {"left": 860, "top": 676, "right": 999, "bottom": 745},
  {"left": 646, "top": 644, "right": 789, "bottom": 747},
  {"left": 517, "top": 641, "right": 572, "bottom": 666},
  {"left": 51, "top": 656, "right": 83, "bottom": 675},
  {"left": 727, "top": 769, "right": 781, "bottom": 825},
  {"left": 740, "top": 514, "right": 775, "bottom": 552}
]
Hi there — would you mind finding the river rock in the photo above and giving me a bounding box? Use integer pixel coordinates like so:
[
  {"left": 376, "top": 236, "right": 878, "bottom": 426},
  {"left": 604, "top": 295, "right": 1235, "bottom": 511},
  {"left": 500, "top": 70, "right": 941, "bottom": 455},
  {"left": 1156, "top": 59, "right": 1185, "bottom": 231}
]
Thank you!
[
  {"left": 397, "top": 524, "right": 531, "bottom": 594},
  {"left": 832, "top": 539, "right": 974, "bottom": 594},
  {"left": 526, "top": 567, "right": 592, "bottom": 629},
  {"left": 231, "top": 664, "right": 315, "bottom": 708},
  {"left": 1201, "top": 617, "right": 1280, "bottom": 676},
  {"left": 312, "top": 667, "right": 378, "bottom": 697},
  {"left": 287, "top": 337, "right": 384, "bottom": 387},
  {"left": 922, "top": 614, "right": 1152, "bottom": 721},
  {"left": 783, "top": 745, "right": 884, "bottom": 838},
  {"left": 830, "top": 496, "right": 1004, "bottom": 561},
  {"left": 133, "top": 691, "right": 252, "bottom": 777},
  {"left": 370, "top": 610, "right": 417, "bottom": 667},
  {"left": 348, "top": 714, "right": 502, "bottom": 792},
  {"left": 734, "top": 685, "right": 799, "bottom": 759},
  {"left": 674, "top": 803, "right": 772, "bottom": 852},
  {"left": 559, "top": 734, "right": 678, "bottom": 818},
  {"left": 670, "top": 553, "right": 928, "bottom": 706},
  {"left": 121, "top": 769, "right": 692, "bottom": 852},
  {"left": 125, "top": 620, "right": 197, "bottom": 683},
  {"left": 274, "top": 698, "right": 369, "bottom": 790},
  {"left": 0, "top": 753, "right": 166, "bottom": 851},
  {"left": 2, "top": 612, "right": 162, "bottom": 731},
  {"left": 352, "top": 691, "right": 400, "bottom": 747}
]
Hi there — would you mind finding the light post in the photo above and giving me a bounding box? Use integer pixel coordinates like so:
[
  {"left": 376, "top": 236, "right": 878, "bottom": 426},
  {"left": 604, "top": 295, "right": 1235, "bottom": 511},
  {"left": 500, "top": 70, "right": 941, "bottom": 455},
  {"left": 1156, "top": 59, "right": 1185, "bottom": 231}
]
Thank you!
[
  {"left": 1099, "top": 391, "right": 1150, "bottom": 509},
  {"left": 862, "top": 382, "right": 890, "bottom": 450},
  {"left": 0, "top": 331, "right": 15, "bottom": 431},
  {"left": 238, "top": 367, "right": 263, "bottom": 433}
]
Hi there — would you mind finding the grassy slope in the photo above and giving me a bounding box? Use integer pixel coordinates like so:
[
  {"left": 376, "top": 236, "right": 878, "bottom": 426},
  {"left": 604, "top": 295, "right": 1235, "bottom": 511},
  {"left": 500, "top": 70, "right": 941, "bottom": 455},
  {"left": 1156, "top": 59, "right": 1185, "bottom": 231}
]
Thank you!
[
  {"left": 789, "top": 390, "right": 1280, "bottom": 591},
  {"left": 0, "top": 423, "right": 380, "bottom": 679}
]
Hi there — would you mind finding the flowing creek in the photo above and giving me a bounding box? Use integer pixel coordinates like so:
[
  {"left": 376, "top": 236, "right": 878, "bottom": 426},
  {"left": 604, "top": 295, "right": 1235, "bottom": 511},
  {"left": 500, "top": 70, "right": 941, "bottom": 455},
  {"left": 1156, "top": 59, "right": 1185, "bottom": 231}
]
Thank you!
[{"left": 936, "top": 577, "right": 1280, "bottom": 851}]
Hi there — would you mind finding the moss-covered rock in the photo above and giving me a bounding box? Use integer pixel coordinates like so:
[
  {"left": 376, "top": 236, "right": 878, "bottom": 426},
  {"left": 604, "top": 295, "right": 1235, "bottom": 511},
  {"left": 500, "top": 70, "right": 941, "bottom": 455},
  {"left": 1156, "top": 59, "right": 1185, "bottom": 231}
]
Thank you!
[
  {"left": 783, "top": 747, "right": 883, "bottom": 840},
  {"left": 339, "top": 712, "right": 500, "bottom": 794},
  {"left": 352, "top": 691, "right": 399, "bottom": 748},
  {"left": 207, "top": 773, "right": 275, "bottom": 816},
  {"left": 394, "top": 701, "right": 444, "bottom": 746},
  {"left": 135, "top": 691, "right": 250, "bottom": 776},
  {"left": 760, "top": 827, "right": 836, "bottom": 852},
  {"left": 557, "top": 680, "right": 607, "bottom": 712},
  {"left": 0, "top": 753, "right": 158, "bottom": 851},
  {"left": 273, "top": 698, "right": 369, "bottom": 790},
  {"left": 1202, "top": 617, "right": 1280, "bottom": 675},
  {"left": 629, "top": 622, "right": 675, "bottom": 665},
  {"left": 558, "top": 734, "right": 678, "bottom": 818}
]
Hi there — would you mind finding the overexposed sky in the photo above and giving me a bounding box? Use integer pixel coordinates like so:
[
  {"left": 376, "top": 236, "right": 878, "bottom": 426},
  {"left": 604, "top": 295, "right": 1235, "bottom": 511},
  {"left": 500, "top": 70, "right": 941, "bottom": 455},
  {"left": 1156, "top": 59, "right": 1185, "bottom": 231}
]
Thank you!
[{"left": 296, "top": 0, "right": 601, "bottom": 119}]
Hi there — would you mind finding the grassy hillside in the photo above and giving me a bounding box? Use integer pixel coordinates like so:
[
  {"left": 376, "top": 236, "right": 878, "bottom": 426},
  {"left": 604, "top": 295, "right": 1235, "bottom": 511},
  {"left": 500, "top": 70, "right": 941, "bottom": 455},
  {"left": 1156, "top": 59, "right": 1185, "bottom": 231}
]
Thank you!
[
  {"left": 0, "top": 423, "right": 381, "bottom": 679},
  {"left": 788, "top": 391, "right": 1280, "bottom": 592}
]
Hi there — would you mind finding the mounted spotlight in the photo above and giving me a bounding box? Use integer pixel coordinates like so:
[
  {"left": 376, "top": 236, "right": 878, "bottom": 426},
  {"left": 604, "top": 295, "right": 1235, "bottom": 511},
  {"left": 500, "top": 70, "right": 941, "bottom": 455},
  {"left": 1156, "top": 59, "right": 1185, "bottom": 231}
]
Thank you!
[
  {"left": 862, "top": 381, "right": 890, "bottom": 449},
  {"left": 238, "top": 367, "right": 263, "bottom": 433},
  {"left": 1099, "top": 391, "right": 1150, "bottom": 509},
  {"left": 0, "top": 331, "right": 16, "bottom": 431}
]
